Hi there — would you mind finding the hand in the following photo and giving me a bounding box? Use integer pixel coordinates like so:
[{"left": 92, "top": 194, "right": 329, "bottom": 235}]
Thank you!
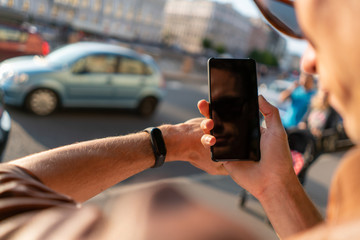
[
  {"left": 198, "top": 96, "right": 296, "bottom": 199},
  {"left": 298, "top": 121, "right": 307, "bottom": 130},
  {"left": 292, "top": 80, "right": 300, "bottom": 89},
  {"left": 162, "top": 118, "right": 228, "bottom": 175}
]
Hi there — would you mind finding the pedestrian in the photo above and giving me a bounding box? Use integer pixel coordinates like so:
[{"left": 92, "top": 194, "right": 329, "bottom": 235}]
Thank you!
[
  {"left": 298, "top": 89, "right": 335, "bottom": 138},
  {"left": 280, "top": 71, "right": 316, "bottom": 129}
]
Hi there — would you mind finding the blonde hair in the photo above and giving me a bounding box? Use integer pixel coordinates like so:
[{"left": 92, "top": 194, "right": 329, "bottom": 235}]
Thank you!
[{"left": 311, "top": 90, "right": 329, "bottom": 110}]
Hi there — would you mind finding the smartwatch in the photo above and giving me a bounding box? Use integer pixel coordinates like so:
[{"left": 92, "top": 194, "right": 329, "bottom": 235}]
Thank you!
[{"left": 144, "top": 127, "right": 167, "bottom": 168}]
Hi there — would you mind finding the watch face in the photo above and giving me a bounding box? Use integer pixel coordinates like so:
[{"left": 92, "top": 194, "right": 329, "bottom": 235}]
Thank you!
[{"left": 151, "top": 128, "right": 167, "bottom": 155}]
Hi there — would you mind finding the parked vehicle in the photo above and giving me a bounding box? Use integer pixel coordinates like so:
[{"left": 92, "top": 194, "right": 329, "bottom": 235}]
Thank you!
[
  {"left": 0, "top": 88, "right": 11, "bottom": 162},
  {"left": 0, "top": 23, "right": 50, "bottom": 62},
  {"left": 258, "top": 79, "right": 293, "bottom": 117},
  {"left": 0, "top": 41, "right": 166, "bottom": 116}
]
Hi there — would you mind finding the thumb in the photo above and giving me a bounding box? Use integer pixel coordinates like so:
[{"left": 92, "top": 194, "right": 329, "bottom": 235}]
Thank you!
[{"left": 258, "top": 95, "right": 284, "bottom": 130}]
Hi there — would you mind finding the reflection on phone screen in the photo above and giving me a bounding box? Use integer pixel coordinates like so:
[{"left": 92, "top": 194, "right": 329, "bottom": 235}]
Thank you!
[{"left": 209, "top": 58, "right": 260, "bottom": 161}]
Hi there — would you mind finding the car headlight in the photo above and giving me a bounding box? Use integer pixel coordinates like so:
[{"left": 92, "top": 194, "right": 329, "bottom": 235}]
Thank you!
[
  {"left": 13, "top": 73, "right": 29, "bottom": 84},
  {"left": 1, "top": 71, "right": 29, "bottom": 85}
]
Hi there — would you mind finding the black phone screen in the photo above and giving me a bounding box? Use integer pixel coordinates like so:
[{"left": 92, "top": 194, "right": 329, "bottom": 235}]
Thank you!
[{"left": 208, "top": 58, "right": 260, "bottom": 161}]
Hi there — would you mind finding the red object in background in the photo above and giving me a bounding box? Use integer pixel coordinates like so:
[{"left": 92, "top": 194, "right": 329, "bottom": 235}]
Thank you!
[
  {"left": 41, "top": 41, "right": 50, "bottom": 55},
  {"left": 291, "top": 150, "right": 305, "bottom": 175},
  {"left": 0, "top": 23, "right": 50, "bottom": 61}
]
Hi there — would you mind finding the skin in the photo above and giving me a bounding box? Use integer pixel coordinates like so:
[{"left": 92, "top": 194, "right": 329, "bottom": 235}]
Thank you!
[
  {"left": 296, "top": 0, "right": 360, "bottom": 144},
  {"left": 10, "top": 118, "right": 227, "bottom": 202},
  {"left": 198, "top": 97, "right": 322, "bottom": 238},
  {"left": 279, "top": 72, "right": 315, "bottom": 103}
]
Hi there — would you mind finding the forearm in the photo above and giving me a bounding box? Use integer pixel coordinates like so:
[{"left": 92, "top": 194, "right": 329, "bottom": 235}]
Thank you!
[
  {"left": 8, "top": 119, "right": 212, "bottom": 203},
  {"left": 280, "top": 84, "right": 298, "bottom": 103},
  {"left": 10, "top": 131, "right": 155, "bottom": 202},
  {"left": 258, "top": 175, "right": 323, "bottom": 238},
  {"left": 280, "top": 89, "right": 293, "bottom": 102}
]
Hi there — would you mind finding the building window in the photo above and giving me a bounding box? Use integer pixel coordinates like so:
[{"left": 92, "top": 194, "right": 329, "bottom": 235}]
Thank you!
[
  {"left": 82, "top": 0, "right": 89, "bottom": 8},
  {"left": 38, "top": 3, "right": 46, "bottom": 15},
  {"left": 71, "top": 0, "right": 79, "bottom": 6},
  {"left": 67, "top": 9, "right": 75, "bottom": 20},
  {"left": 80, "top": 13, "right": 87, "bottom": 21},
  {"left": 22, "top": 0, "right": 30, "bottom": 11},
  {"left": 105, "top": 2, "right": 112, "bottom": 15},
  {"left": 126, "top": 9, "right": 134, "bottom": 20},
  {"left": 52, "top": 6, "right": 59, "bottom": 17},
  {"left": 93, "top": 0, "right": 101, "bottom": 11},
  {"left": 7, "top": 0, "right": 14, "bottom": 7},
  {"left": 116, "top": 4, "right": 122, "bottom": 18}
]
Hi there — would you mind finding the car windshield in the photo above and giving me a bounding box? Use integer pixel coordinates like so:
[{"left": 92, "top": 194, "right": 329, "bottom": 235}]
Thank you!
[{"left": 45, "top": 45, "right": 80, "bottom": 65}]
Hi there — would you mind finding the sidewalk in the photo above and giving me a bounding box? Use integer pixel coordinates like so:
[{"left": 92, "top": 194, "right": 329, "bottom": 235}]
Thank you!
[{"left": 163, "top": 71, "right": 207, "bottom": 85}]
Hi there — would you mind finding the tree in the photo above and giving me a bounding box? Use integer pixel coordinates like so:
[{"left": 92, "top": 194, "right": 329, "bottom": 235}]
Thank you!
[
  {"left": 248, "top": 49, "right": 278, "bottom": 67},
  {"left": 202, "top": 38, "right": 213, "bottom": 50},
  {"left": 215, "top": 44, "right": 227, "bottom": 55}
]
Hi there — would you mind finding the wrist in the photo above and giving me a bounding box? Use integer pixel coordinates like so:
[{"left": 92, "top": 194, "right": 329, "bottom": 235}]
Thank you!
[
  {"left": 144, "top": 127, "right": 167, "bottom": 168},
  {"left": 256, "top": 172, "right": 323, "bottom": 238},
  {"left": 158, "top": 124, "right": 184, "bottom": 162},
  {"left": 158, "top": 122, "right": 202, "bottom": 163},
  {"left": 256, "top": 170, "right": 300, "bottom": 203}
]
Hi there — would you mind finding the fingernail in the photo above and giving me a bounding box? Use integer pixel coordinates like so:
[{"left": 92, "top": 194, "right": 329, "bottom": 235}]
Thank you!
[{"left": 205, "top": 136, "right": 213, "bottom": 144}]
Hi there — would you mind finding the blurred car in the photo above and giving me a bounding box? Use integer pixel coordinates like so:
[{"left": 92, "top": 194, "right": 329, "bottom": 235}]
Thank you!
[
  {"left": 258, "top": 79, "right": 293, "bottom": 117},
  {"left": 0, "top": 22, "right": 50, "bottom": 62},
  {"left": 0, "top": 41, "right": 166, "bottom": 116},
  {"left": 0, "top": 88, "right": 11, "bottom": 162}
]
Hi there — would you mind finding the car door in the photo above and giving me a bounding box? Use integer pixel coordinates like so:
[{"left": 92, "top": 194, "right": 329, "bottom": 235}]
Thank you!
[
  {"left": 110, "top": 56, "right": 149, "bottom": 107},
  {"left": 65, "top": 54, "right": 117, "bottom": 106}
]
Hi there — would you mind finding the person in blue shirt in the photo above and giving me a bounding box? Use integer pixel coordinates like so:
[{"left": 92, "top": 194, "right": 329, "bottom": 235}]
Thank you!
[{"left": 280, "top": 72, "right": 316, "bottom": 129}]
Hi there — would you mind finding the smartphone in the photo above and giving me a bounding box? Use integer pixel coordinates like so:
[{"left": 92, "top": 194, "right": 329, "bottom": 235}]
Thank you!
[{"left": 208, "top": 58, "right": 260, "bottom": 162}]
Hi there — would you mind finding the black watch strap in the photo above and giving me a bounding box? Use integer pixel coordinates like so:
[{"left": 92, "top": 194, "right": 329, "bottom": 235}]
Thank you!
[{"left": 144, "top": 127, "right": 167, "bottom": 168}]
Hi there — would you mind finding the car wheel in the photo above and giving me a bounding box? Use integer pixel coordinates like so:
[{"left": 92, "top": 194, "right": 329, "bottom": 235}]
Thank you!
[
  {"left": 137, "top": 97, "right": 158, "bottom": 117},
  {"left": 26, "top": 89, "right": 58, "bottom": 116}
]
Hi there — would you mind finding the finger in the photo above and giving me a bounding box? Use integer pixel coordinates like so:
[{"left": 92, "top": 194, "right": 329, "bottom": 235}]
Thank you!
[
  {"left": 200, "top": 119, "right": 214, "bottom": 134},
  {"left": 258, "top": 95, "right": 284, "bottom": 130},
  {"left": 201, "top": 134, "right": 216, "bottom": 147},
  {"left": 260, "top": 126, "right": 266, "bottom": 135},
  {"left": 198, "top": 100, "right": 210, "bottom": 118}
]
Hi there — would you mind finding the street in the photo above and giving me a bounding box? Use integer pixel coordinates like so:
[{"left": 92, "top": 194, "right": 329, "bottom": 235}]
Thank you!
[{"left": 2, "top": 78, "right": 346, "bottom": 224}]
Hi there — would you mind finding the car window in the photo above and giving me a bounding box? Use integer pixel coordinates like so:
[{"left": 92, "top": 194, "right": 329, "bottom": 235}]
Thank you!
[
  {"left": 0, "top": 25, "right": 28, "bottom": 43},
  {"left": 118, "top": 57, "right": 152, "bottom": 75},
  {"left": 72, "top": 55, "right": 117, "bottom": 74},
  {"left": 269, "top": 81, "right": 291, "bottom": 93}
]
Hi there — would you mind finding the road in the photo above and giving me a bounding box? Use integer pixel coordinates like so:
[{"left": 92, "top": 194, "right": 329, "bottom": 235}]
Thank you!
[{"left": 2, "top": 79, "right": 346, "bottom": 219}]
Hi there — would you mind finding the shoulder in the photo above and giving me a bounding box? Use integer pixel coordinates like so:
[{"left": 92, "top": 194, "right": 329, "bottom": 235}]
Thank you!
[
  {"left": 336, "top": 147, "right": 360, "bottom": 178},
  {"left": 0, "top": 163, "right": 76, "bottom": 221},
  {"left": 327, "top": 147, "right": 360, "bottom": 222},
  {"left": 287, "top": 218, "right": 360, "bottom": 240}
]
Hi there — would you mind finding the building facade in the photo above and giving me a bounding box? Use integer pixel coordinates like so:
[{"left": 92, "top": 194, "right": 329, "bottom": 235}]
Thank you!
[
  {"left": 0, "top": 0, "right": 167, "bottom": 43},
  {"left": 0, "top": 0, "right": 287, "bottom": 60},
  {"left": 163, "top": 0, "right": 252, "bottom": 55},
  {"left": 247, "top": 18, "right": 287, "bottom": 60}
]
